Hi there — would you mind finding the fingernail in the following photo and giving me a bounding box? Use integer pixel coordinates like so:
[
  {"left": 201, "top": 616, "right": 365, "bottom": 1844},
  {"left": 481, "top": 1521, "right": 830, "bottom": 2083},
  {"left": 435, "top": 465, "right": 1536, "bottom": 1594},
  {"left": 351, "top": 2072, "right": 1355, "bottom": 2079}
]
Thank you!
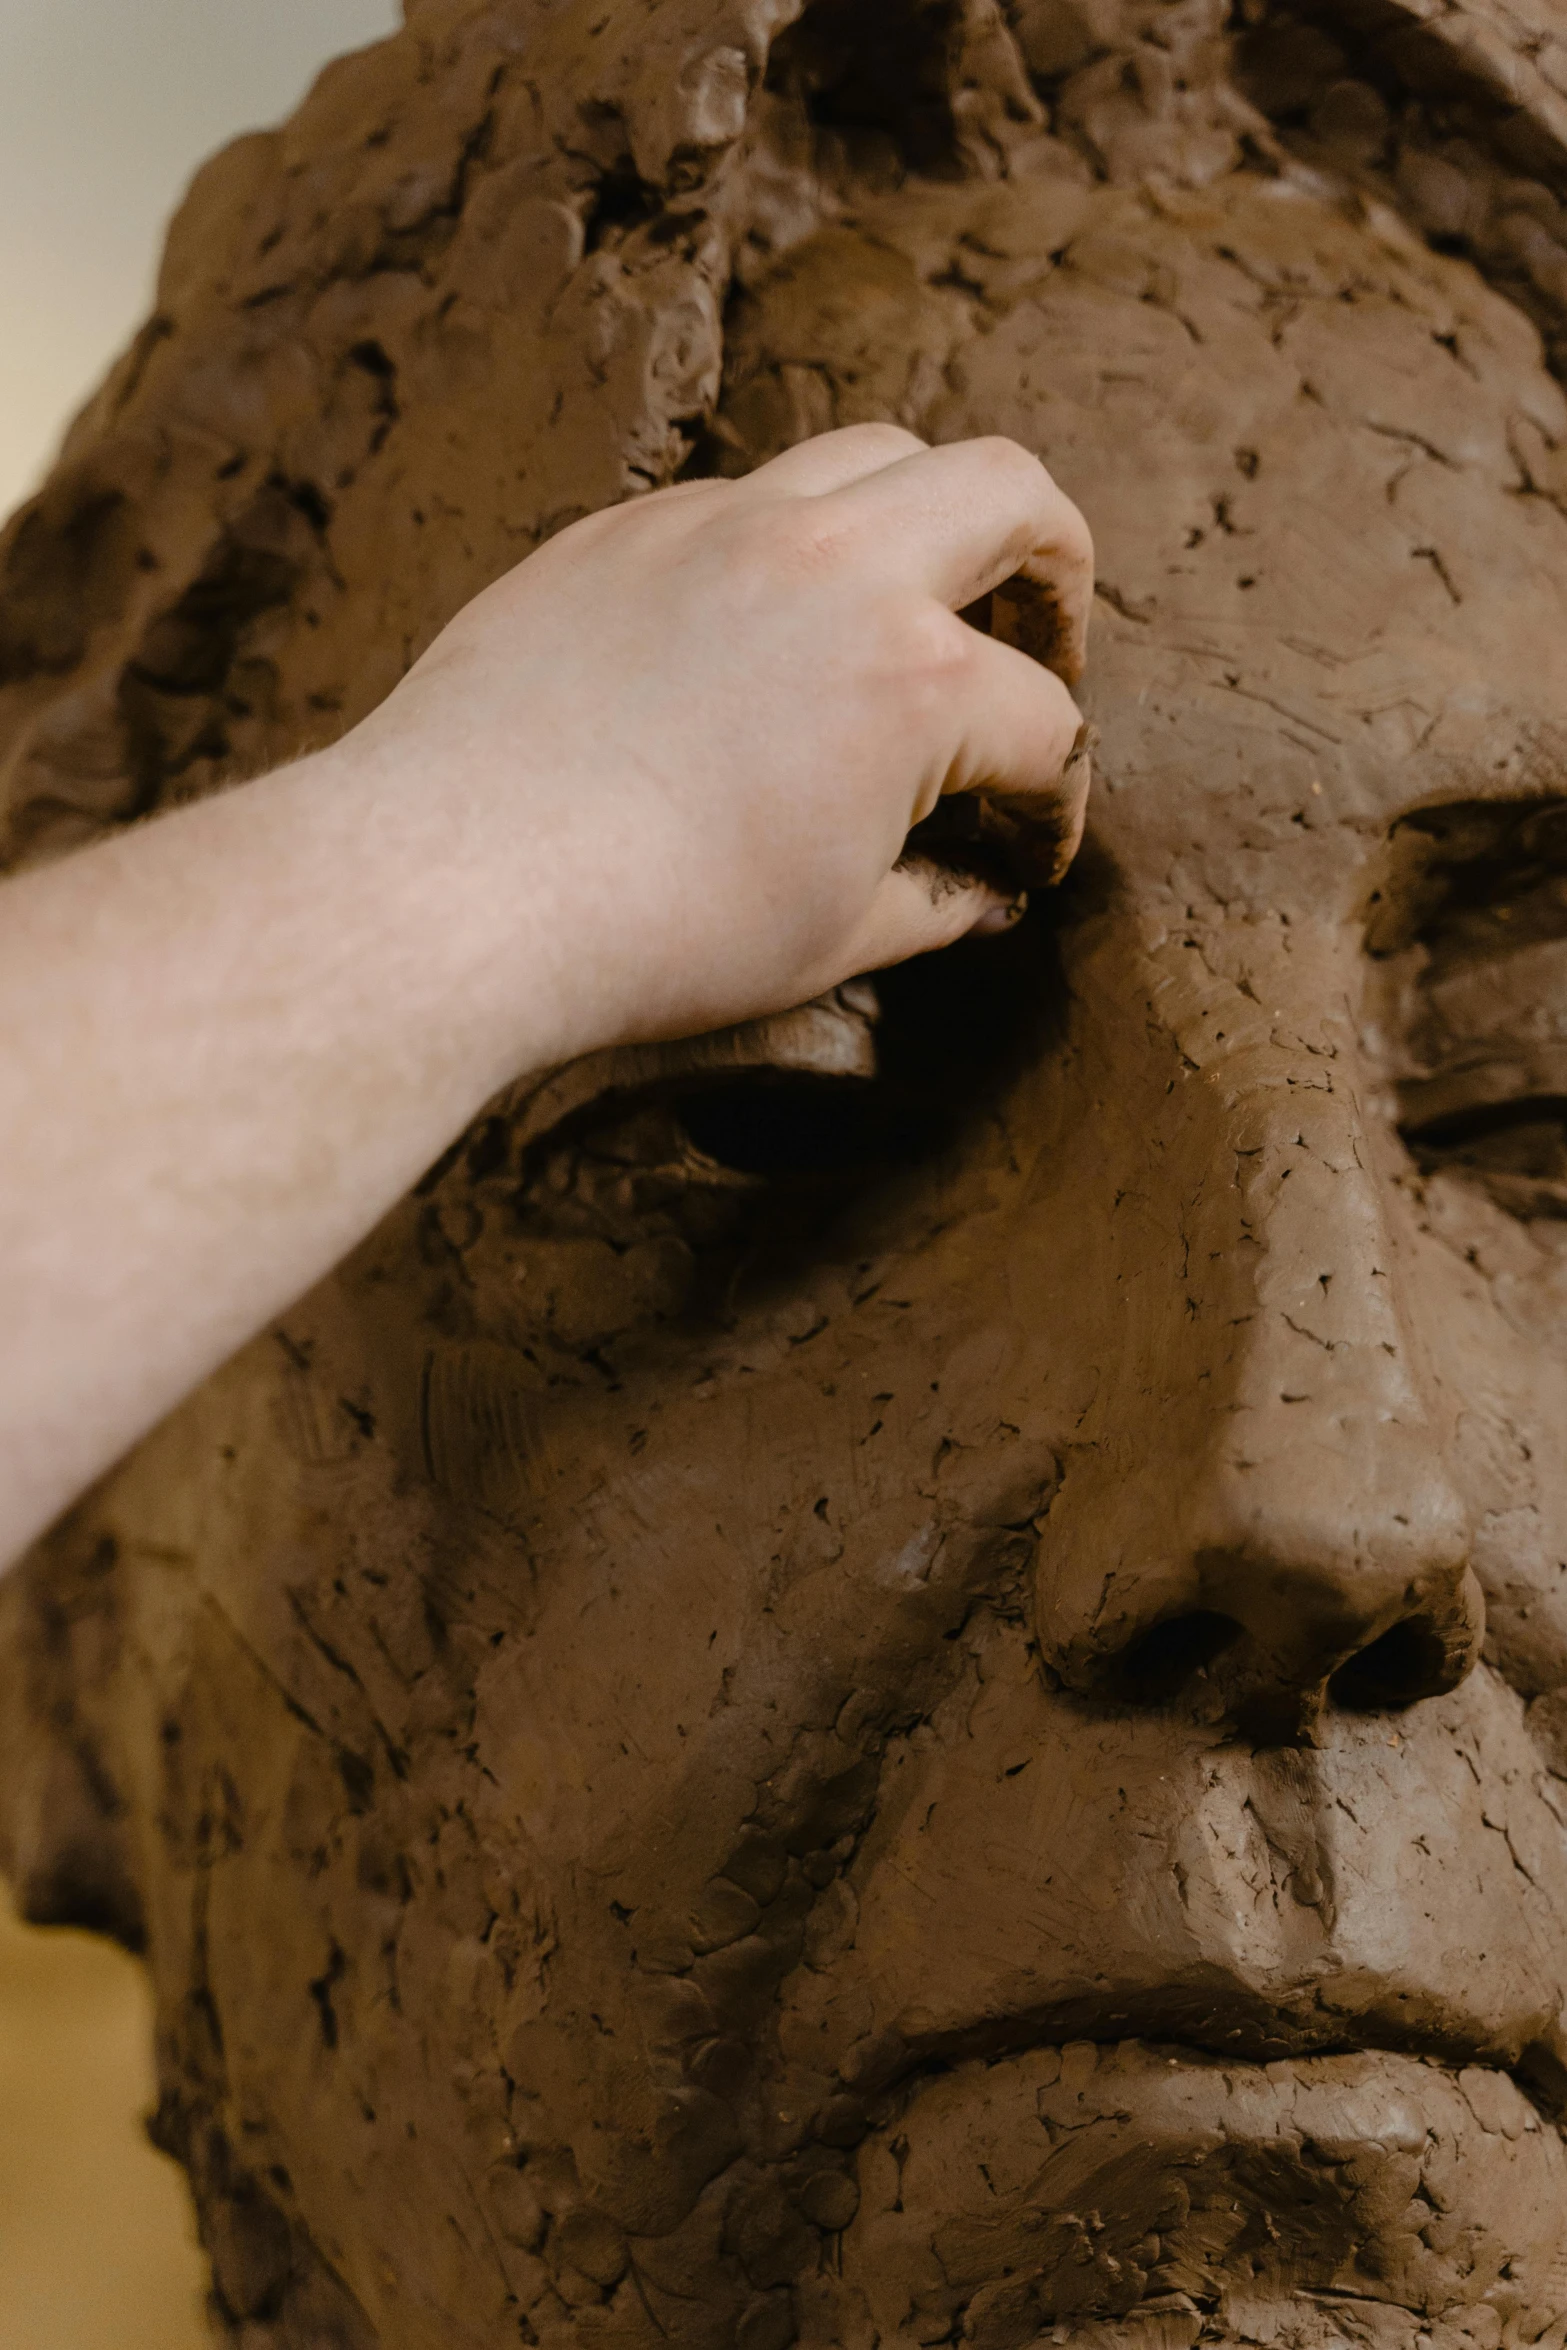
[
  {"left": 1063, "top": 719, "right": 1098, "bottom": 782},
  {"left": 971, "top": 890, "right": 1028, "bottom": 938}
]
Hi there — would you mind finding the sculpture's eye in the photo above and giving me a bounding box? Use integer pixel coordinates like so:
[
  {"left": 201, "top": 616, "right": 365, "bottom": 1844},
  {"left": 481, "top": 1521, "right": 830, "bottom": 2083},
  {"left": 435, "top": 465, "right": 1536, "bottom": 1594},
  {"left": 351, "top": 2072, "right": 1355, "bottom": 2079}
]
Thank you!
[
  {"left": 420, "top": 893, "right": 1074, "bottom": 1359},
  {"left": 517, "top": 906, "right": 1065, "bottom": 1196},
  {"left": 1365, "top": 797, "right": 1567, "bottom": 1219}
]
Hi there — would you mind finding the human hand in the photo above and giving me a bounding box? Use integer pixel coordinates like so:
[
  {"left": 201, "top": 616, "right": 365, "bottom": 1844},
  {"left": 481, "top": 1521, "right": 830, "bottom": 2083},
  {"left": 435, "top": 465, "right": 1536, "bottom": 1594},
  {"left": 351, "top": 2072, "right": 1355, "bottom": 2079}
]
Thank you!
[
  {"left": 0, "top": 426, "right": 1092, "bottom": 1563},
  {"left": 345, "top": 423, "right": 1093, "bottom": 1064}
]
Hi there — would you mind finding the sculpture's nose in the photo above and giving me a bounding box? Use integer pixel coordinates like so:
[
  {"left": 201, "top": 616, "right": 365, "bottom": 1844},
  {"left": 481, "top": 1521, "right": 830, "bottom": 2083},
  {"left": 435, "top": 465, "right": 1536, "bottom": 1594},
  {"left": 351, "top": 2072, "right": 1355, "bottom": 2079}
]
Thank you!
[{"left": 1036, "top": 1052, "right": 1482, "bottom": 1746}]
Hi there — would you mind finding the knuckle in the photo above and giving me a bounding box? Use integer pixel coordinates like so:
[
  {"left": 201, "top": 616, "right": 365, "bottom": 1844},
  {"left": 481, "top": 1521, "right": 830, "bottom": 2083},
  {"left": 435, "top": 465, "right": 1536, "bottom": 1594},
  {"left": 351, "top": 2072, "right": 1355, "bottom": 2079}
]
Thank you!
[
  {"left": 1023, "top": 668, "right": 1088, "bottom": 767},
  {"left": 896, "top": 602, "right": 982, "bottom": 703},
  {"left": 968, "top": 434, "right": 1049, "bottom": 491},
  {"left": 840, "top": 421, "right": 926, "bottom": 462},
  {"left": 962, "top": 437, "right": 1093, "bottom": 563},
  {"left": 761, "top": 502, "right": 852, "bottom": 580},
  {"left": 1056, "top": 505, "right": 1096, "bottom": 573}
]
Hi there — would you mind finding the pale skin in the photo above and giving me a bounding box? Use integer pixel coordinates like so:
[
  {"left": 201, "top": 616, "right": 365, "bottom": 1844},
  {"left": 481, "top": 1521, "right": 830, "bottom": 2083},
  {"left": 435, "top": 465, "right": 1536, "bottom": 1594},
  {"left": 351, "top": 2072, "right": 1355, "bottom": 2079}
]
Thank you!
[{"left": 0, "top": 425, "right": 1093, "bottom": 1568}]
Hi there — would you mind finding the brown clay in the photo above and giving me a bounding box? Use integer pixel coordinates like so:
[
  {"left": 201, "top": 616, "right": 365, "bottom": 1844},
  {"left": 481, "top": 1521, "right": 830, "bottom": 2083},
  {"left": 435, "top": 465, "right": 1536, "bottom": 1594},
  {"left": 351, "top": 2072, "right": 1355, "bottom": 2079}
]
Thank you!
[{"left": 8, "top": 1, "right": 1567, "bottom": 2345}]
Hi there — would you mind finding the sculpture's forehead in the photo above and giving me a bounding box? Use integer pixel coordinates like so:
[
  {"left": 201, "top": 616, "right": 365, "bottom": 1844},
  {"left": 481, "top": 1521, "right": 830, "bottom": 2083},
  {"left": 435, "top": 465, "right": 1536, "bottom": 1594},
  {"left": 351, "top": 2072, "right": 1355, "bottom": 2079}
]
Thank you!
[
  {"left": 809, "top": 173, "right": 1567, "bottom": 906},
  {"left": 1069, "top": 198, "right": 1567, "bottom": 895}
]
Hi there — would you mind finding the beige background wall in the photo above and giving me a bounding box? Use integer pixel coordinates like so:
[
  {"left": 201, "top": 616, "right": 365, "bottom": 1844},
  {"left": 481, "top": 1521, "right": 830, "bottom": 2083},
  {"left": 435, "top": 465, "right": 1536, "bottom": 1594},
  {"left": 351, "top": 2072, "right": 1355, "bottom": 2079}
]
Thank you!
[
  {"left": 0, "top": 0, "right": 399, "bottom": 514},
  {"left": 0, "top": 5, "right": 398, "bottom": 2338},
  {"left": 0, "top": 1889, "right": 209, "bottom": 2347}
]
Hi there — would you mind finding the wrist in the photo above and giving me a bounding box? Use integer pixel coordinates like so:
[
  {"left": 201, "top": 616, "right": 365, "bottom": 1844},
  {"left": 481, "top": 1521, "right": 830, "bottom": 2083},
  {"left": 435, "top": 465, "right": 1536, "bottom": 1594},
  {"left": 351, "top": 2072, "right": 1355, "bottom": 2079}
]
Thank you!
[{"left": 306, "top": 721, "right": 617, "bottom": 1102}]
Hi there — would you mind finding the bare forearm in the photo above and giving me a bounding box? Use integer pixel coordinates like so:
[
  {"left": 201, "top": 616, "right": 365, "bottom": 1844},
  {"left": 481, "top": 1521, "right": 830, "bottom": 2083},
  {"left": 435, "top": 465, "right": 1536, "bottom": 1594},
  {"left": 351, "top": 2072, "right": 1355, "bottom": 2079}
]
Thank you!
[
  {"left": 0, "top": 428, "right": 1093, "bottom": 1570},
  {"left": 0, "top": 738, "right": 569, "bottom": 1565}
]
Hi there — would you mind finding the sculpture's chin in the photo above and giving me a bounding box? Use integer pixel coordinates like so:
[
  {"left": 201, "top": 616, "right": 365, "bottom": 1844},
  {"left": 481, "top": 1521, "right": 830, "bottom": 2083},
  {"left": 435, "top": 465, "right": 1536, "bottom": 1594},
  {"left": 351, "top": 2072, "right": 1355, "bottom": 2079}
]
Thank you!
[{"left": 812, "top": 2043, "right": 1567, "bottom": 2350}]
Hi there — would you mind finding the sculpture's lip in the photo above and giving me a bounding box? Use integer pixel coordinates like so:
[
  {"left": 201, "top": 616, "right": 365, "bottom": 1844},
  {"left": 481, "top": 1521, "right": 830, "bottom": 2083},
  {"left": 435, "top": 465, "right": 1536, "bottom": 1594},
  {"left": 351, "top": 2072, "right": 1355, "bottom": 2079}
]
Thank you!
[
  {"left": 829, "top": 2039, "right": 1567, "bottom": 2332},
  {"left": 834, "top": 1975, "right": 1567, "bottom": 2128}
]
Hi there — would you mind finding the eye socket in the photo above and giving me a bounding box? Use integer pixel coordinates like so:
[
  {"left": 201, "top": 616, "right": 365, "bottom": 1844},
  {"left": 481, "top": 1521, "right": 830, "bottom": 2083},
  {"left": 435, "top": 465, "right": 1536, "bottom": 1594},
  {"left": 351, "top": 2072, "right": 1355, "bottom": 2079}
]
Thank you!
[
  {"left": 1366, "top": 794, "right": 1567, "bottom": 1219},
  {"left": 1400, "top": 1099, "right": 1567, "bottom": 1220},
  {"left": 410, "top": 884, "right": 1078, "bottom": 1365},
  {"left": 678, "top": 1070, "right": 934, "bottom": 1178},
  {"left": 493, "top": 889, "right": 1073, "bottom": 1225},
  {"left": 423, "top": 878, "right": 1081, "bottom": 1340},
  {"left": 671, "top": 903, "right": 1069, "bottom": 1183}
]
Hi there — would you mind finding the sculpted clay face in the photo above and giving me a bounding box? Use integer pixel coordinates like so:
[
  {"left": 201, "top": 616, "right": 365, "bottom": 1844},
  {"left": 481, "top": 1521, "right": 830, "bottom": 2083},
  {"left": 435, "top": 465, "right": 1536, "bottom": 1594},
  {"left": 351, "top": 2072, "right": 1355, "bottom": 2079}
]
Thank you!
[{"left": 8, "top": 1, "right": 1567, "bottom": 2345}]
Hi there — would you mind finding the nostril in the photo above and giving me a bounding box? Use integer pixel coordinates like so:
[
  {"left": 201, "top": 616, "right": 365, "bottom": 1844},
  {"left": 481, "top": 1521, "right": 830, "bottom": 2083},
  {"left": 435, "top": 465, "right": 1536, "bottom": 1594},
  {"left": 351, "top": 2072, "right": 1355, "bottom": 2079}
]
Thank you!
[
  {"left": 1106, "top": 1610, "right": 1242, "bottom": 1706},
  {"left": 1328, "top": 1616, "right": 1461, "bottom": 1712}
]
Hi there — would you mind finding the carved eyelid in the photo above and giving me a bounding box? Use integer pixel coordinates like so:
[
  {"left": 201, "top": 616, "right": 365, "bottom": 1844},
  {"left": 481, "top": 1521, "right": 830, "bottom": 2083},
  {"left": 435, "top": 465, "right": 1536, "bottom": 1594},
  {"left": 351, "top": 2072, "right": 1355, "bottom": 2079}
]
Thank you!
[
  {"left": 1396, "top": 935, "right": 1567, "bottom": 1130},
  {"left": 507, "top": 980, "right": 881, "bottom": 1157},
  {"left": 1367, "top": 796, "right": 1567, "bottom": 1216}
]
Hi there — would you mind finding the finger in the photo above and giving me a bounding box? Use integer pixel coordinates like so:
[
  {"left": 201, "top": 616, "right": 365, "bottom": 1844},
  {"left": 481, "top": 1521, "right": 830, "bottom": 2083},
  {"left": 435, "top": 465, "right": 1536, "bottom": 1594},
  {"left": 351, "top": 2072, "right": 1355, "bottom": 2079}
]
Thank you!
[
  {"left": 736, "top": 422, "right": 928, "bottom": 502},
  {"left": 819, "top": 437, "right": 1094, "bottom": 684},
  {"left": 819, "top": 860, "right": 1026, "bottom": 985},
  {"left": 908, "top": 623, "right": 1091, "bottom": 886}
]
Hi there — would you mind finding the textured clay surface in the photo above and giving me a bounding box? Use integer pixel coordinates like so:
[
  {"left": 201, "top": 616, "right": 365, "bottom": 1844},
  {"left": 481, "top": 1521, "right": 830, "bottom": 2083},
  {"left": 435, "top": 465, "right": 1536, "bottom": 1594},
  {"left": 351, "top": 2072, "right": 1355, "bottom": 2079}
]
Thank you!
[{"left": 12, "top": 0, "right": 1567, "bottom": 2345}]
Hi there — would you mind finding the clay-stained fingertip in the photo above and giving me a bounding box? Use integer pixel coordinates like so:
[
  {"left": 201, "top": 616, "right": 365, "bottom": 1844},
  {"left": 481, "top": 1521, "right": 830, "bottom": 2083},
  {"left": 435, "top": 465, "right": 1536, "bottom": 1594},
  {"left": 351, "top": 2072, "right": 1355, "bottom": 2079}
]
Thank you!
[{"left": 969, "top": 890, "right": 1029, "bottom": 938}]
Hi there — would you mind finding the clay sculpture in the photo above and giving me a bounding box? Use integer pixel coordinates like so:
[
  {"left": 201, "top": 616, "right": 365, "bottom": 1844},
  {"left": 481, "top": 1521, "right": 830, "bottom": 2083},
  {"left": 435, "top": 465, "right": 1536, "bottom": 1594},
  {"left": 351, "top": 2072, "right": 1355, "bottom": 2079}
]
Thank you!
[{"left": 6, "top": 0, "right": 1567, "bottom": 2344}]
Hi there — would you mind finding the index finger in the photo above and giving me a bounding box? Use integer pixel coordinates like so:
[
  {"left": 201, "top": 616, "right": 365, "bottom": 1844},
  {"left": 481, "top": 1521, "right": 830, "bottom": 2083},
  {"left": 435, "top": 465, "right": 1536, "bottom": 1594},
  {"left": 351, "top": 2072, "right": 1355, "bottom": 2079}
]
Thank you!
[{"left": 816, "top": 436, "right": 1094, "bottom": 685}]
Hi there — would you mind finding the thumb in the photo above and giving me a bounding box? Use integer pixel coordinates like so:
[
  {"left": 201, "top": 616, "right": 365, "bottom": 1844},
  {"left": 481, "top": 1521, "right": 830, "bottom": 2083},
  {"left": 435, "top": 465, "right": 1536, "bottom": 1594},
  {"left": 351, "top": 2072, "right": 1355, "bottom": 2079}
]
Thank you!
[{"left": 820, "top": 856, "right": 1026, "bottom": 988}]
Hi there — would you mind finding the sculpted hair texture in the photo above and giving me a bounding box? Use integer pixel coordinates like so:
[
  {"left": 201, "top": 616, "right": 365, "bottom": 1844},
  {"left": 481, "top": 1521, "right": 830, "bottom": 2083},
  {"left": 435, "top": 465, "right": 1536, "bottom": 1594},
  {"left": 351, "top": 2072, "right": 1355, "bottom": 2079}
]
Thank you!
[{"left": 12, "top": 0, "right": 1567, "bottom": 2346}]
